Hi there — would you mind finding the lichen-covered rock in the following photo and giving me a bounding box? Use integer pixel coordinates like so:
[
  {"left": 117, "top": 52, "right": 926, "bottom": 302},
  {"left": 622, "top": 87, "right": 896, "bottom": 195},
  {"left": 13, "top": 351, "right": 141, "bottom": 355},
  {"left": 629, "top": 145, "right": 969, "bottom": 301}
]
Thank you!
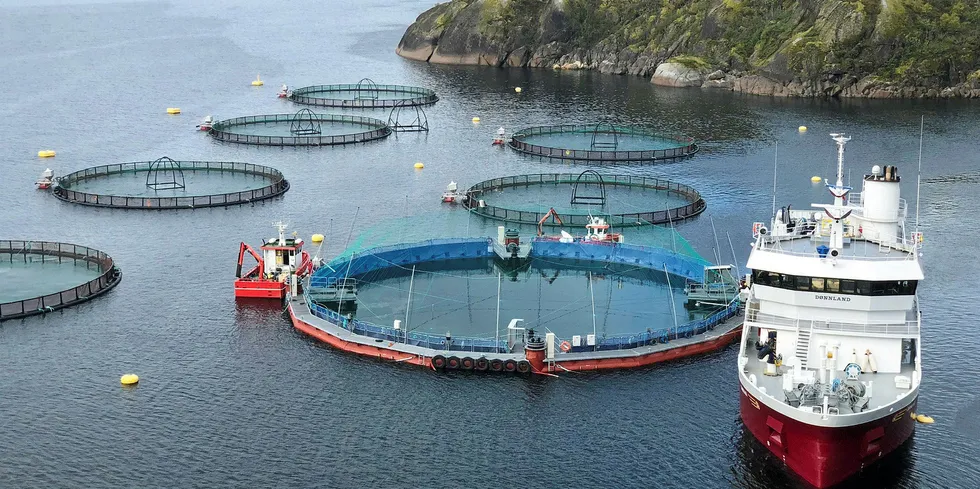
[
  {"left": 651, "top": 62, "right": 706, "bottom": 87},
  {"left": 397, "top": 0, "right": 980, "bottom": 99},
  {"left": 395, "top": 2, "right": 457, "bottom": 62}
]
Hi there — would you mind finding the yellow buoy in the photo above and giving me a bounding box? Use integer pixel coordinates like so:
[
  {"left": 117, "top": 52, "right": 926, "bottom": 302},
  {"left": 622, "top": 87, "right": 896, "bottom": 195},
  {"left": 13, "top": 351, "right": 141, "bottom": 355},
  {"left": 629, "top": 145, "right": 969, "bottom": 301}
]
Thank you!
[
  {"left": 414, "top": 162, "right": 424, "bottom": 169},
  {"left": 515, "top": 87, "right": 522, "bottom": 93},
  {"left": 811, "top": 176, "right": 822, "bottom": 183},
  {"left": 799, "top": 125, "right": 808, "bottom": 132},
  {"left": 167, "top": 107, "right": 181, "bottom": 114},
  {"left": 120, "top": 374, "right": 139, "bottom": 385},
  {"left": 472, "top": 117, "right": 480, "bottom": 123},
  {"left": 311, "top": 234, "right": 324, "bottom": 244},
  {"left": 915, "top": 414, "right": 934, "bottom": 424},
  {"left": 37, "top": 150, "right": 56, "bottom": 158},
  {"left": 252, "top": 74, "right": 264, "bottom": 86}
]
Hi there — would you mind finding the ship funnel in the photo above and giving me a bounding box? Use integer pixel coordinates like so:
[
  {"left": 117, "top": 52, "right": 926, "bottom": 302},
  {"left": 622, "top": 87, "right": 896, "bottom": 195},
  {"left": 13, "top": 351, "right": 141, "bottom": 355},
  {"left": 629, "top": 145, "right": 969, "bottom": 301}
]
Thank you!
[{"left": 861, "top": 165, "right": 903, "bottom": 243}]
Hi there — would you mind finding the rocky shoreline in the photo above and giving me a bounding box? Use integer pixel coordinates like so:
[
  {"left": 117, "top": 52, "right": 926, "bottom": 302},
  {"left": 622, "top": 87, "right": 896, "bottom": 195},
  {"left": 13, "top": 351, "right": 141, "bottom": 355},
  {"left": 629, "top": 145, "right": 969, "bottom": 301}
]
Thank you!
[{"left": 396, "top": 1, "right": 980, "bottom": 100}]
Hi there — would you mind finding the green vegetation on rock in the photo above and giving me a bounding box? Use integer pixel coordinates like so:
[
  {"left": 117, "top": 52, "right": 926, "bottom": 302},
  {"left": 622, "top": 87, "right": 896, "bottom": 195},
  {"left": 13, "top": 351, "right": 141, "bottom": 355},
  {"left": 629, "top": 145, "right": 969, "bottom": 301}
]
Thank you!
[{"left": 399, "top": 0, "right": 980, "bottom": 96}]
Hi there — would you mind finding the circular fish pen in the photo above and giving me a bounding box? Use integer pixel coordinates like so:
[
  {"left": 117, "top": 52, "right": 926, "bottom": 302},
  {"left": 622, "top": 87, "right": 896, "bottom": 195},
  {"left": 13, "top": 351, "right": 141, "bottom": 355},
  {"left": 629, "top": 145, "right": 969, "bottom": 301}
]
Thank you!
[
  {"left": 52, "top": 158, "right": 289, "bottom": 209},
  {"left": 463, "top": 171, "right": 706, "bottom": 227},
  {"left": 288, "top": 78, "right": 438, "bottom": 108},
  {"left": 0, "top": 240, "right": 121, "bottom": 321},
  {"left": 208, "top": 109, "right": 391, "bottom": 146},
  {"left": 509, "top": 123, "right": 698, "bottom": 162},
  {"left": 296, "top": 233, "right": 741, "bottom": 374}
]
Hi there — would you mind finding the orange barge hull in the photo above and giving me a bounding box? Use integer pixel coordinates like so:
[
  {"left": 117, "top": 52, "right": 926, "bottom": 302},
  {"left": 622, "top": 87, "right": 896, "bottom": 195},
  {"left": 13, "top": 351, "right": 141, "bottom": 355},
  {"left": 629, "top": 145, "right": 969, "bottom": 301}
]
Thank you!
[
  {"left": 289, "top": 302, "right": 741, "bottom": 374},
  {"left": 289, "top": 304, "right": 431, "bottom": 368},
  {"left": 550, "top": 326, "right": 742, "bottom": 372}
]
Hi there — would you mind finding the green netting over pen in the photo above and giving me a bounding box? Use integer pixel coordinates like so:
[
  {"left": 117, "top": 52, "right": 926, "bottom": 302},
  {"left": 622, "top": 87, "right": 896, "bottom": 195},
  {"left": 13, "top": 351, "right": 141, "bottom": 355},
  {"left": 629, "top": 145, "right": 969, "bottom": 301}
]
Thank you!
[{"left": 324, "top": 209, "right": 705, "bottom": 271}]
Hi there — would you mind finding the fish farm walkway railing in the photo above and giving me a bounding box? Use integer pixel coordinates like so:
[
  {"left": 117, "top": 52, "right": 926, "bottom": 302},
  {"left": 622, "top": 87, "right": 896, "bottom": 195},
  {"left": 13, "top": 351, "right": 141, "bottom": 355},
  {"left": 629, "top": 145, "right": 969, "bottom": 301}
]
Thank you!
[
  {"left": 0, "top": 241, "right": 121, "bottom": 321},
  {"left": 289, "top": 84, "right": 439, "bottom": 108},
  {"left": 463, "top": 173, "right": 706, "bottom": 227},
  {"left": 52, "top": 161, "right": 289, "bottom": 209},
  {"left": 509, "top": 124, "right": 698, "bottom": 162},
  {"left": 305, "top": 238, "right": 732, "bottom": 355},
  {"left": 209, "top": 113, "right": 391, "bottom": 146}
]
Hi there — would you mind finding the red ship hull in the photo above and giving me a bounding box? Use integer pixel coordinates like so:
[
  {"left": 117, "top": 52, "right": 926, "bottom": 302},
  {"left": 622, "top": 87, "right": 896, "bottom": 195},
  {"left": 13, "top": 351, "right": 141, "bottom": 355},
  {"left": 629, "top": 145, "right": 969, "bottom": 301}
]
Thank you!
[
  {"left": 739, "top": 385, "right": 917, "bottom": 488},
  {"left": 234, "top": 279, "right": 287, "bottom": 299}
]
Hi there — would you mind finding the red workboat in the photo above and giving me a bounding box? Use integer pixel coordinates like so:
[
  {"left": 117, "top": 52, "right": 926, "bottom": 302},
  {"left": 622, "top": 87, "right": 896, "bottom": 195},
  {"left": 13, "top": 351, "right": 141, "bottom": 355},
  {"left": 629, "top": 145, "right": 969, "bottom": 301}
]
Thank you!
[
  {"left": 737, "top": 134, "right": 929, "bottom": 487},
  {"left": 235, "top": 222, "right": 316, "bottom": 299},
  {"left": 36, "top": 168, "right": 54, "bottom": 189}
]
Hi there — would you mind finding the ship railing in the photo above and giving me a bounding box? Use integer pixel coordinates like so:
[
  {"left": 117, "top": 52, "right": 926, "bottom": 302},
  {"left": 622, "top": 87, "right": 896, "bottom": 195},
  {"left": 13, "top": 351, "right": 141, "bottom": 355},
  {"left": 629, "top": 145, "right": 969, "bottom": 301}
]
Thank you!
[
  {"left": 303, "top": 293, "right": 741, "bottom": 354},
  {"left": 745, "top": 307, "right": 920, "bottom": 336},
  {"left": 756, "top": 234, "right": 917, "bottom": 260}
]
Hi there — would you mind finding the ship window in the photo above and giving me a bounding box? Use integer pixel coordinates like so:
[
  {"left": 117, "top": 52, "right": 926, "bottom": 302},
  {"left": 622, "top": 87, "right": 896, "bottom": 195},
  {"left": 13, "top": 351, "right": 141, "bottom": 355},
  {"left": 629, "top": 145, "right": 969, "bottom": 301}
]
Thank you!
[
  {"left": 810, "top": 277, "right": 825, "bottom": 292},
  {"left": 796, "top": 276, "right": 810, "bottom": 291},
  {"left": 871, "top": 282, "right": 887, "bottom": 296},
  {"left": 751, "top": 272, "right": 916, "bottom": 296},
  {"left": 826, "top": 278, "right": 840, "bottom": 293},
  {"left": 781, "top": 274, "right": 795, "bottom": 289}
]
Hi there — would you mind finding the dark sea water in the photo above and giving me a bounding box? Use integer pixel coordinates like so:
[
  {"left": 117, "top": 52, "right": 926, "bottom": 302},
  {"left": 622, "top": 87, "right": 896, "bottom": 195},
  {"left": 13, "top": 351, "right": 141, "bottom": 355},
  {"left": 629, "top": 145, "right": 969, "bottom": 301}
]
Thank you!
[{"left": 2, "top": 1, "right": 980, "bottom": 488}]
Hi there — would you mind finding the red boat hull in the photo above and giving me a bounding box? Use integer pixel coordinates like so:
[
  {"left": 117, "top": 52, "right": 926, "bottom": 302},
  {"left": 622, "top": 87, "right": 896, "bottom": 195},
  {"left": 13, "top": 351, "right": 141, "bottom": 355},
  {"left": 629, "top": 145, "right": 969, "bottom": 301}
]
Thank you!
[
  {"left": 234, "top": 279, "right": 286, "bottom": 299},
  {"left": 740, "top": 385, "right": 917, "bottom": 488}
]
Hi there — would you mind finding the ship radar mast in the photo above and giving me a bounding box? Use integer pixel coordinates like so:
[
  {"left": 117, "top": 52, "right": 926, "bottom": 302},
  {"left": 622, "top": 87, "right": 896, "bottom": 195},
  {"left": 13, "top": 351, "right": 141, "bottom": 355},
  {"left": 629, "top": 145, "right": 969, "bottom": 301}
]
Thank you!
[
  {"left": 275, "top": 220, "right": 289, "bottom": 246},
  {"left": 828, "top": 133, "right": 852, "bottom": 207}
]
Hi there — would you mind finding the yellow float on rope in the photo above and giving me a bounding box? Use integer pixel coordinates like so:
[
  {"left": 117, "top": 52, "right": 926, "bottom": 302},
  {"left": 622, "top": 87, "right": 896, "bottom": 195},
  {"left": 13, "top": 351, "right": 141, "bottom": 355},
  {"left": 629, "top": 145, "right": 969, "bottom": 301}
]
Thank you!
[
  {"left": 915, "top": 414, "right": 935, "bottom": 424},
  {"left": 515, "top": 87, "right": 522, "bottom": 93},
  {"left": 799, "top": 125, "right": 808, "bottom": 132},
  {"left": 311, "top": 234, "right": 324, "bottom": 244},
  {"left": 811, "top": 176, "right": 822, "bottom": 183},
  {"left": 120, "top": 374, "right": 139, "bottom": 385},
  {"left": 251, "top": 74, "right": 264, "bottom": 86},
  {"left": 414, "top": 162, "right": 424, "bottom": 169},
  {"left": 472, "top": 117, "right": 480, "bottom": 123},
  {"left": 166, "top": 108, "right": 181, "bottom": 114},
  {"left": 37, "top": 150, "right": 56, "bottom": 158}
]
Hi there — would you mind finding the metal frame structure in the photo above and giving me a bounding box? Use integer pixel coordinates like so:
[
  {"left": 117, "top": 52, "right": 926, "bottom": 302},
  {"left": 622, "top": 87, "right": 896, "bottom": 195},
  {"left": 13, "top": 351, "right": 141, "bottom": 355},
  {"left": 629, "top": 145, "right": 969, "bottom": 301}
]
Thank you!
[
  {"left": 570, "top": 170, "right": 607, "bottom": 206},
  {"left": 354, "top": 78, "right": 380, "bottom": 100},
  {"left": 590, "top": 121, "right": 619, "bottom": 150},
  {"left": 289, "top": 108, "right": 321, "bottom": 135},
  {"left": 145, "top": 156, "right": 186, "bottom": 191},
  {"left": 387, "top": 101, "right": 429, "bottom": 132}
]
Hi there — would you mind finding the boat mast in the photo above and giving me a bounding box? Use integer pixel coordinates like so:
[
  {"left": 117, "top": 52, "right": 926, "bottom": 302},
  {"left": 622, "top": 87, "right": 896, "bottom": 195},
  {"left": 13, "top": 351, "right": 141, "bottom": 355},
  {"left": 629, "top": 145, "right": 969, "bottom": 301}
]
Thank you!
[
  {"left": 771, "top": 142, "right": 778, "bottom": 220},
  {"left": 589, "top": 271, "right": 597, "bottom": 351},
  {"left": 830, "top": 133, "right": 850, "bottom": 207},
  {"left": 494, "top": 271, "right": 502, "bottom": 352},
  {"left": 404, "top": 264, "right": 416, "bottom": 338},
  {"left": 915, "top": 115, "right": 924, "bottom": 235},
  {"left": 664, "top": 264, "right": 679, "bottom": 338}
]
